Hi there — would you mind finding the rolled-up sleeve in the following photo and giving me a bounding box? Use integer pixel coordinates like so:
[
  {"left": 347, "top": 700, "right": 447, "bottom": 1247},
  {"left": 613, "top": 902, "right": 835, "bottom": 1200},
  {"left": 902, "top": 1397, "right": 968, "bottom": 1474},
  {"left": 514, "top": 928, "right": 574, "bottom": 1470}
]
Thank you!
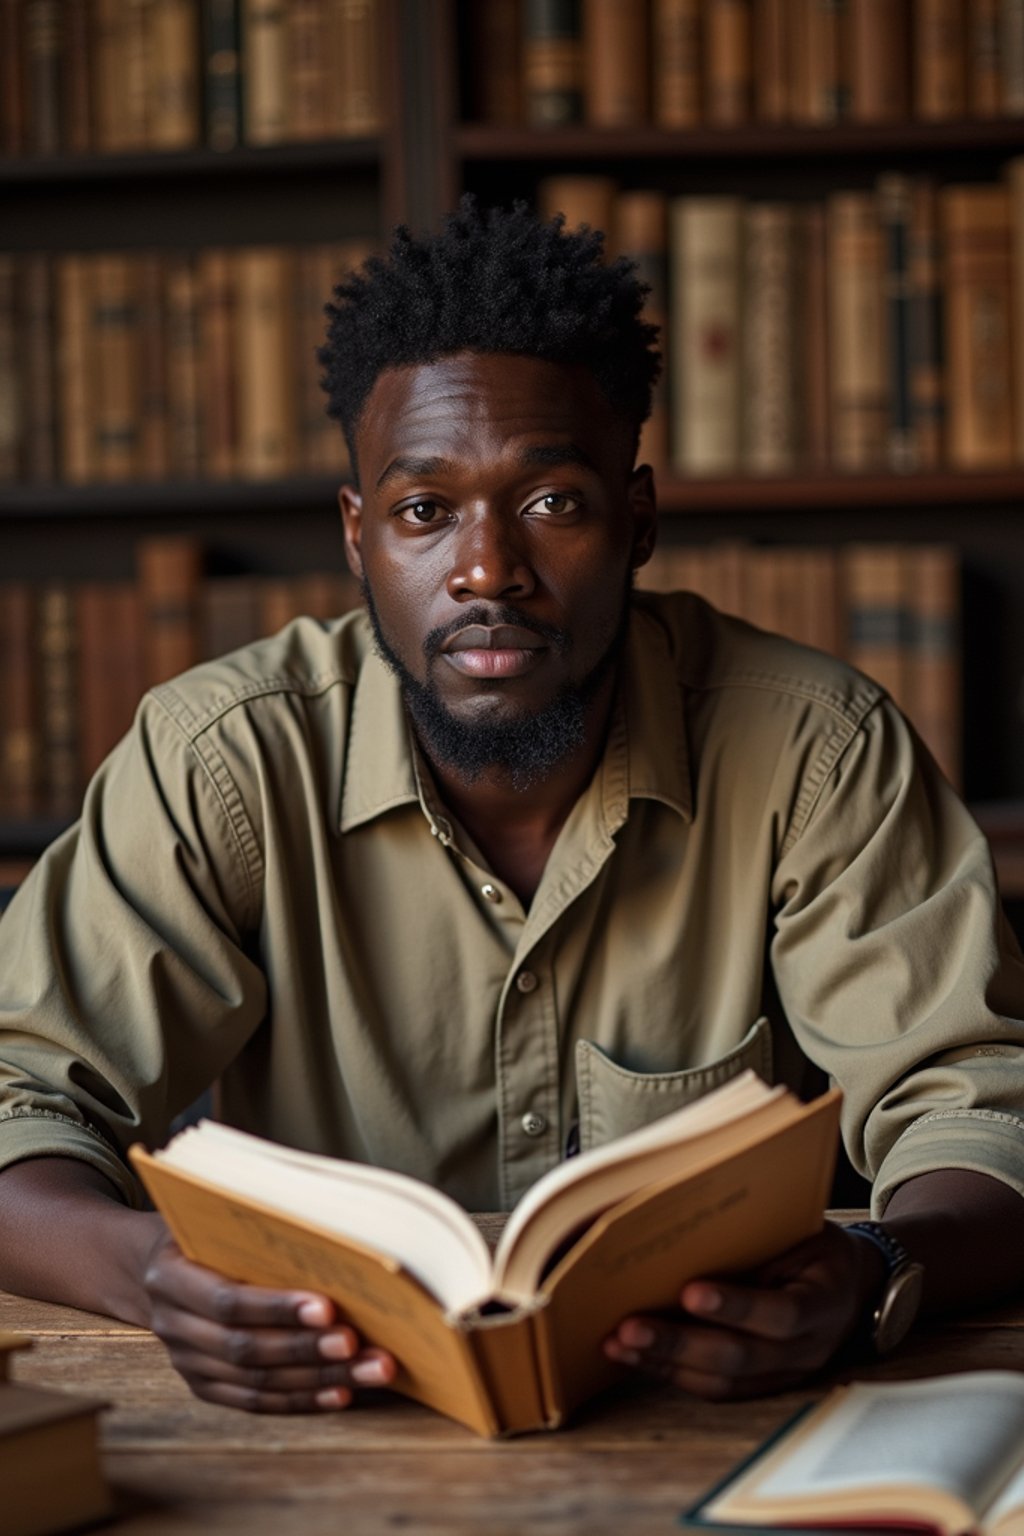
[
  {"left": 0, "top": 690, "right": 268, "bottom": 1205},
  {"left": 770, "top": 697, "right": 1024, "bottom": 1216}
]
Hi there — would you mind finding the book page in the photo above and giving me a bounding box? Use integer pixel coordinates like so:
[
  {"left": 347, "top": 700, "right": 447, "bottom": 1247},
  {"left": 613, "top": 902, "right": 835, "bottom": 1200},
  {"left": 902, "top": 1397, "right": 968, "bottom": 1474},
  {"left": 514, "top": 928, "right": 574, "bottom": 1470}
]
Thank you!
[
  {"left": 986, "top": 1457, "right": 1024, "bottom": 1536},
  {"left": 739, "top": 1375, "right": 1024, "bottom": 1516}
]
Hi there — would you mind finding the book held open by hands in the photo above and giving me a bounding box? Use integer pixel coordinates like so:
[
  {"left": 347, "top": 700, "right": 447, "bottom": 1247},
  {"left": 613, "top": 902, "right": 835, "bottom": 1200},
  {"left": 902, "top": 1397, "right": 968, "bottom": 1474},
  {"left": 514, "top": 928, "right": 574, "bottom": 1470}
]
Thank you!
[{"left": 131, "top": 1069, "right": 840, "bottom": 1437}]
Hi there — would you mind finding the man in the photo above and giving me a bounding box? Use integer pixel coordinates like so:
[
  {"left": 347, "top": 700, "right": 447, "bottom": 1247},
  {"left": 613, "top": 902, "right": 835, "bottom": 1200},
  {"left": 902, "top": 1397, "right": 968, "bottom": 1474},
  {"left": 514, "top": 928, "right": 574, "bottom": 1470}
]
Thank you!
[{"left": 1, "top": 201, "right": 1023, "bottom": 1415}]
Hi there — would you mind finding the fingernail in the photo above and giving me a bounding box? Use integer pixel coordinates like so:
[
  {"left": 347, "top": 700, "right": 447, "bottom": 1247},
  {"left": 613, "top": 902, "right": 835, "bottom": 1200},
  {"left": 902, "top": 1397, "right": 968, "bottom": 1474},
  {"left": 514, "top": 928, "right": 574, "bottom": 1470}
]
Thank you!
[
  {"left": 316, "top": 1387, "right": 352, "bottom": 1410},
  {"left": 318, "top": 1330, "right": 356, "bottom": 1361},
  {"left": 297, "top": 1298, "right": 332, "bottom": 1327},
  {"left": 351, "top": 1357, "right": 389, "bottom": 1386},
  {"left": 620, "top": 1320, "right": 654, "bottom": 1349},
  {"left": 687, "top": 1285, "right": 722, "bottom": 1313},
  {"left": 605, "top": 1340, "right": 639, "bottom": 1365}
]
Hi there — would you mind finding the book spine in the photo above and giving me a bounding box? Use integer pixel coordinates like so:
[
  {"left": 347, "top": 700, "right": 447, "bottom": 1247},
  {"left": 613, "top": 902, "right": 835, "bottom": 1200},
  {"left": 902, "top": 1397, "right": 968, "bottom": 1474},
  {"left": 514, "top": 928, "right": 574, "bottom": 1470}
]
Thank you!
[
  {"left": 752, "top": 0, "right": 789, "bottom": 121},
  {"left": 296, "top": 246, "right": 332, "bottom": 471},
  {"left": 91, "top": 253, "right": 142, "bottom": 481},
  {"left": 77, "top": 582, "right": 145, "bottom": 780},
  {"left": 523, "top": 0, "right": 584, "bottom": 126},
  {"left": 651, "top": 0, "right": 700, "bottom": 127},
  {"left": 61, "top": 0, "right": 93, "bottom": 153},
  {"left": 0, "top": 256, "right": 19, "bottom": 480},
  {"left": 942, "top": 184, "right": 1015, "bottom": 467},
  {"left": 235, "top": 247, "right": 297, "bottom": 478},
  {"left": 906, "top": 545, "right": 961, "bottom": 790},
  {"left": 0, "top": 0, "right": 24, "bottom": 155},
  {"left": 877, "top": 173, "right": 915, "bottom": 471},
  {"left": 582, "top": 0, "right": 649, "bottom": 126},
  {"left": 537, "top": 174, "right": 617, "bottom": 238},
  {"left": 138, "top": 252, "right": 170, "bottom": 479},
  {"left": 24, "top": 0, "right": 63, "bottom": 155},
  {"left": 464, "top": 0, "right": 522, "bottom": 123},
  {"left": 148, "top": 0, "right": 201, "bottom": 149},
  {"left": 464, "top": 1312, "right": 550, "bottom": 1436},
  {"left": 914, "top": 0, "right": 967, "bottom": 119},
  {"left": 797, "top": 202, "right": 831, "bottom": 468},
  {"left": 1002, "top": 0, "right": 1024, "bottom": 112},
  {"left": 330, "top": 0, "right": 384, "bottom": 136},
  {"left": 242, "top": 0, "right": 287, "bottom": 143},
  {"left": 165, "top": 254, "right": 203, "bottom": 478},
  {"left": 616, "top": 190, "right": 670, "bottom": 476},
  {"left": 56, "top": 254, "right": 93, "bottom": 483},
  {"left": 908, "top": 179, "right": 945, "bottom": 469},
  {"left": 842, "top": 543, "right": 910, "bottom": 711},
  {"left": 827, "top": 190, "right": 888, "bottom": 469},
  {"left": 704, "top": 0, "right": 752, "bottom": 124},
  {"left": 200, "top": 576, "right": 264, "bottom": 660},
  {"left": 1010, "top": 158, "right": 1024, "bottom": 461},
  {"left": 287, "top": 0, "right": 330, "bottom": 141},
  {"left": 967, "top": 0, "right": 1002, "bottom": 116},
  {"left": 37, "top": 584, "right": 80, "bottom": 818},
  {"left": 0, "top": 585, "right": 41, "bottom": 819},
  {"left": 742, "top": 202, "right": 797, "bottom": 473},
  {"left": 92, "top": 0, "right": 131, "bottom": 150},
  {"left": 849, "top": 0, "right": 910, "bottom": 122},
  {"left": 198, "top": 247, "right": 238, "bottom": 478},
  {"left": 136, "top": 535, "right": 204, "bottom": 687},
  {"left": 124, "top": 0, "right": 153, "bottom": 149},
  {"left": 671, "top": 196, "right": 743, "bottom": 473},
  {"left": 204, "top": 0, "right": 243, "bottom": 150},
  {"left": 20, "top": 252, "right": 58, "bottom": 482}
]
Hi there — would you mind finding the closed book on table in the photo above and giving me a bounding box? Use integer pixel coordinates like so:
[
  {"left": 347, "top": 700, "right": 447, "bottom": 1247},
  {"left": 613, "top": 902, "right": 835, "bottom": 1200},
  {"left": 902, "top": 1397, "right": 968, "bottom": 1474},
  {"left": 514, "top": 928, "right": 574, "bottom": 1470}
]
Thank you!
[
  {"left": 670, "top": 197, "right": 743, "bottom": 474},
  {"left": 651, "top": 0, "right": 700, "bottom": 127},
  {"left": 235, "top": 247, "right": 298, "bottom": 479},
  {"left": 137, "top": 535, "right": 204, "bottom": 687},
  {"left": 704, "top": 0, "right": 752, "bottom": 123},
  {"left": 942, "top": 184, "right": 1015, "bottom": 468},
  {"left": 582, "top": 0, "right": 649, "bottom": 126},
  {"left": 742, "top": 203, "right": 797, "bottom": 474},
  {"left": 914, "top": 0, "right": 966, "bottom": 119},
  {"left": 849, "top": 0, "right": 909, "bottom": 121},
  {"left": 524, "top": 0, "right": 584, "bottom": 126},
  {"left": 330, "top": 0, "right": 383, "bottom": 136},
  {"left": 827, "top": 191, "right": 888, "bottom": 469},
  {"left": 0, "top": 1380, "right": 111, "bottom": 1536}
]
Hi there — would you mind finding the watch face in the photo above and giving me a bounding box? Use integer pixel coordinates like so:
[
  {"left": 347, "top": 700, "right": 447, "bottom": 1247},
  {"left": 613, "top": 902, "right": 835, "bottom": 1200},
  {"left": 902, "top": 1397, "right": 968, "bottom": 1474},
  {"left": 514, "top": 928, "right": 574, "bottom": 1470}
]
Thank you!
[{"left": 874, "top": 1264, "right": 925, "bottom": 1355}]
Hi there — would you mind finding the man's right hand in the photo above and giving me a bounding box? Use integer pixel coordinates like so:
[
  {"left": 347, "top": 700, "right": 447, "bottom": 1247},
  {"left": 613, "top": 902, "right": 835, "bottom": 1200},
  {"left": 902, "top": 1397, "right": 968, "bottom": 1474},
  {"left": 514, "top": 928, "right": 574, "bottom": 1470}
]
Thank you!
[{"left": 142, "top": 1232, "right": 398, "bottom": 1413}]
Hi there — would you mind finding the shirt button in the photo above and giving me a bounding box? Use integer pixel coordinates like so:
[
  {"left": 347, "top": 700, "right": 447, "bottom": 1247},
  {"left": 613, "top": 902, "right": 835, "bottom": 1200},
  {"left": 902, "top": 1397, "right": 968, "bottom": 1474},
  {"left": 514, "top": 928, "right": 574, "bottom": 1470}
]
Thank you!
[
  {"left": 516, "top": 970, "right": 538, "bottom": 993},
  {"left": 481, "top": 883, "right": 502, "bottom": 903},
  {"left": 521, "top": 1112, "right": 547, "bottom": 1138}
]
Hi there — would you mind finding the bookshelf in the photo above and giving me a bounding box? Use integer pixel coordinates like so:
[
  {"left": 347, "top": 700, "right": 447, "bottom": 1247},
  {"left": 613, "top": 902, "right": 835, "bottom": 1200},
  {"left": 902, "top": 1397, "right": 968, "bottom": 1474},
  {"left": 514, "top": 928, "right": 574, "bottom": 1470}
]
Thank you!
[{"left": 1, "top": 0, "right": 1024, "bottom": 922}]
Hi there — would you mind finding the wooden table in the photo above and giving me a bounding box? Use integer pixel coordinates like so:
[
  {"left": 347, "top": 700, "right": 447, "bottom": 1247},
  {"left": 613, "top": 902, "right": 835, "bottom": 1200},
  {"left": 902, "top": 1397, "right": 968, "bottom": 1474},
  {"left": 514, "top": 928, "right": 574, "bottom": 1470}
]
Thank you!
[{"left": 2, "top": 1260, "right": 1023, "bottom": 1534}]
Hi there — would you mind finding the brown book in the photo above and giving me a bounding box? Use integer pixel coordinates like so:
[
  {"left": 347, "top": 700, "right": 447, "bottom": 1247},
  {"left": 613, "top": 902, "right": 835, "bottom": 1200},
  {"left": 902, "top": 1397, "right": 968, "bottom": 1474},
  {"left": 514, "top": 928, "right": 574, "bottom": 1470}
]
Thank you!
[
  {"left": 132, "top": 1073, "right": 840, "bottom": 1438},
  {"left": 0, "top": 1377, "right": 111, "bottom": 1536},
  {"left": 77, "top": 582, "right": 146, "bottom": 780},
  {"left": 92, "top": 0, "right": 129, "bottom": 150},
  {"left": 877, "top": 173, "right": 915, "bottom": 470},
  {"left": 582, "top": 0, "right": 649, "bottom": 126},
  {"left": 148, "top": 0, "right": 201, "bottom": 149},
  {"left": 796, "top": 203, "right": 831, "bottom": 468},
  {"left": 287, "top": 0, "right": 331, "bottom": 141},
  {"left": 123, "top": 0, "right": 152, "bottom": 149},
  {"left": 0, "top": 257, "right": 19, "bottom": 480},
  {"left": 849, "top": 0, "right": 909, "bottom": 121},
  {"left": 260, "top": 577, "right": 307, "bottom": 634},
  {"left": 200, "top": 576, "right": 266, "bottom": 659},
  {"left": 37, "top": 584, "right": 80, "bottom": 818},
  {"left": 203, "top": 0, "right": 242, "bottom": 150},
  {"left": 137, "top": 252, "right": 169, "bottom": 478},
  {"left": 197, "top": 247, "right": 238, "bottom": 478},
  {"left": 914, "top": 0, "right": 967, "bottom": 120},
  {"left": 616, "top": 190, "right": 670, "bottom": 476},
  {"left": 842, "top": 543, "right": 910, "bottom": 713},
  {"left": 752, "top": 0, "right": 789, "bottom": 120},
  {"left": 908, "top": 179, "right": 945, "bottom": 469},
  {"left": 55, "top": 254, "right": 93, "bottom": 483},
  {"left": 0, "top": 585, "right": 41, "bottom": 819},
  {"left": 164, "top": 254, "right": 202, "bottom": 478},
  {"left": 537, "top": 175, "right": 617, "bottom": 239},
  {"left": 90, "top": 253, "right": 143, "bottom": 481},
  {"left": 235, "top": 247, "right": 298, "bottom": 478},
  {"left": 791, "top": 546, "right": 844, "bottom": 657},
  {"left": 790, "top": 0, "right": 848, "bottom": 124},
  {"left": 1009, "top": 158, "right": 1024, "bottom": 462},
  {"left": 19, "top": 253, "right": 57, "bottom": 482},
  {"left": 704, "top": 0, "right": 752, "bottom": 124},
  {"left": 61, "top": 0, "right": 92, "bottom": 153},
  {"left": 742, "top": 202, "right": 797, "bottom": 473},
  {"left": 827, "top": 191, "right": 888, "bottom": 469},
  {"left": 464, "top": 0, "right": 521, "bottom": 123},
  {"left": 906, "top": 544, "right": 961, "bottom": 789},
  {"left": 23, "top": 0, "right": 62, "bottom": 155},
  {"left": 523, "top": 0, "right": 584, "bottom": 126},
  {"left": 329, "top": 0, "right": 384, "bottom": 136},
  {"left": 136, "top": 535, "right": 204, "bottom": 687},
  {"left": 967, "top": 0, "right": 1002, "bottom": 116},
  {"left": 242, "top": 0, "right": 287, "bottom": 143},
  {"left": 651, "top": 0, "right": 700, "bottom": 126},
  {"left": 942, "top": 184, "right": 1015, "bottom": 467},
  {"left": 670, "top": 196, "right": 743, "bottom": 473},
  {"left": 1003, "top": 0, "right": 1024, "bottom": 113},
  {"left": 0, "top": 0, "right": 24, "bottom": 155}
]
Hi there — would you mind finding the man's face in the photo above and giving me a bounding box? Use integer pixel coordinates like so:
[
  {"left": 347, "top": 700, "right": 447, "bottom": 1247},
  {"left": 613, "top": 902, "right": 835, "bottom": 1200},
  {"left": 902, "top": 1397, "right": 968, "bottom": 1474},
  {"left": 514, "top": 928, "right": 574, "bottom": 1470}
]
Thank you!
[{"left": 339, "top": 351, "right": 656, "bottom": 785}]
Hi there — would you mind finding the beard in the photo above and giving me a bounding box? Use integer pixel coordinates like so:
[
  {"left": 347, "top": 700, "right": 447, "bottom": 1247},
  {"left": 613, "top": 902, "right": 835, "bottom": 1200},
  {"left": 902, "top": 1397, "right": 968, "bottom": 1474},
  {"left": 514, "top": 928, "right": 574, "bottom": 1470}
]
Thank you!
[{"left": 361, "top": 580, "right": 630, "bottom": 793}]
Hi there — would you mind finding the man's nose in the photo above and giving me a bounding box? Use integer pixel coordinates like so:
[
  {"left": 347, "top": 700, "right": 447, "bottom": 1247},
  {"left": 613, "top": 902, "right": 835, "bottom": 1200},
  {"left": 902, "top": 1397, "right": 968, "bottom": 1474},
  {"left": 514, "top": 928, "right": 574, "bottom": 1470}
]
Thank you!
[{"left": 446, "top": 512, "right": 537, "bottom": 601}]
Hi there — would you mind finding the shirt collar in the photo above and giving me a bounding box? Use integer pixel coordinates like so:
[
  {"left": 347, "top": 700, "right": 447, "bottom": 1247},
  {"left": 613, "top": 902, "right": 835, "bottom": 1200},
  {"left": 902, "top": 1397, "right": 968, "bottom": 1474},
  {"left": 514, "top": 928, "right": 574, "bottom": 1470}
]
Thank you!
[{"left": 338, "top": 599, "right": 693, "bottom": 834}]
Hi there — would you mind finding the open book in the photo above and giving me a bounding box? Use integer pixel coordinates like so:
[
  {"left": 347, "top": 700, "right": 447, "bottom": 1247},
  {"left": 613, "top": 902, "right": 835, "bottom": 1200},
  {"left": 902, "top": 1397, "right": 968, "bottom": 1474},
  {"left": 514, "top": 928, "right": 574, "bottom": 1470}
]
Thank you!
[
  {"left": 686, "top": 1372, "right": 1024, "bottom": 1536},
  {"left": 131, "top": 1070, "right": 840, "bottom": 1437}
]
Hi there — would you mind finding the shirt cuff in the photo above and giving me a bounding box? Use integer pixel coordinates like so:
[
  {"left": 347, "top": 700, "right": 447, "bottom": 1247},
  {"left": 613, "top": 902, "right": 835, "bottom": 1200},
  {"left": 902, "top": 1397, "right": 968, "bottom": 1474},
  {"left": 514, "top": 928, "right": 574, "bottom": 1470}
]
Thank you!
[
  {"left": 0, "top": 1110, "right": 141, "bottom": 1208},
  {"left": 871, "top": 1107, "right": 1024, "bottom": 1216}
]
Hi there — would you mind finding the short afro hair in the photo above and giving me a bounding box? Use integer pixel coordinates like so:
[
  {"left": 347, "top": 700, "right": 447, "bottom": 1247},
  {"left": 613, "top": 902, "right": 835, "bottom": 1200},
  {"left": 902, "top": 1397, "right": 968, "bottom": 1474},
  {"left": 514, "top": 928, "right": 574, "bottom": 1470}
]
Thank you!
[{"left": 318, "top": 196, "right": 661, "bottom": 481}]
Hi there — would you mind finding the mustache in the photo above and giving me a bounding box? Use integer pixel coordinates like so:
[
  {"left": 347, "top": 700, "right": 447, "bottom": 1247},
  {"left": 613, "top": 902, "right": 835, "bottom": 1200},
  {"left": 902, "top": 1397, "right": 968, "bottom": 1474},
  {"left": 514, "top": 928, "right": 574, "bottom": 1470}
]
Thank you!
[{"left": 423, "top": 605, "right": 571, "bottom": 660}]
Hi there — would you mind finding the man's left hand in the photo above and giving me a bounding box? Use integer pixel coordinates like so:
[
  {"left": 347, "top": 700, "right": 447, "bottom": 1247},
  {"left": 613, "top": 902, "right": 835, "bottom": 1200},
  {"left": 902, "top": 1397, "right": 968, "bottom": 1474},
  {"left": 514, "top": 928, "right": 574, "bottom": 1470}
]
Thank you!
[{"left": 603, "top": 1220, "right": 885, "bottom": 1400}]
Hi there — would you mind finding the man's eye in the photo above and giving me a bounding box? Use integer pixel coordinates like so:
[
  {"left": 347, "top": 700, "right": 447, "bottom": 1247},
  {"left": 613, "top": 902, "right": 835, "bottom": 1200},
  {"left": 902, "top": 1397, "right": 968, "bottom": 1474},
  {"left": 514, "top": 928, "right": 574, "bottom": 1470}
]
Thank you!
[
  {"left": 530, "top": 492, "right": 579, "bottom": 516},
  {"left": 398, "top": 501, "right": 443, "bottom": 525}
]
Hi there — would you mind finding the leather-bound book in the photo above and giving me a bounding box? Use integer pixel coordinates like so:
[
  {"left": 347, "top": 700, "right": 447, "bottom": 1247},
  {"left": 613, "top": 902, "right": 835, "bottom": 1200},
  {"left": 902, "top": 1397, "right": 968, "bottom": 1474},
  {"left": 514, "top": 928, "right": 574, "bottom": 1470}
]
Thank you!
[
  {"left": 849, "top": 0, "right": 910, "bottom": 121},
  {"left": 523, "top": 0, "right": 584, "bottom": 126},
  {"left": 796, "top": 202, "right": 831, "bottom": 468},
  {"left": 164, "top": 254, "right": 202, "bottom": 478},
  {"left": 20, "top": 253, "right": 57, "bottom": 482},
  {"left": 197, "top": 247, "right": 238, "bottom": 478},
  {"left": 235, "top": 246, "right": 298, "bottom": 479},
  {"left": 37, "top": 584, "right": 80, "bottom": 818},
  {"left": 136, "top": 536, "right": 204, "bottom": 687},
  {"left": 877, "top": 174, "right": 915, "bottom": 470},
  {"left": 242, "top": 0, "right": 287, "bottom": 143},
  {"left": 77, "top": 582, "right": 145, "bottom": 780},
  {"left": 203, "top": 0, "right": 242, "bottom": 150},
  {"left": 0, "top": 585, "right": 41, "bottom": 819},
  {"left": 24, "top": 0, "right": 62, "bottom": 155},
  {"left": 670, "top": 196, "right": 743, "bottom": 473},
  {"left": 742, "top": 202, "right": 797, "bottom": 473},
  {"left": 1003, "top": 0, "right": 1024, "bottom": 113},
  {"left": 582, "top": 0, "right": 649, "bottom": 126},
  {"left": 1, "top": 0, "right": 24, "bottom": 154},
  {"left": 827, "top": 191, "right": 888, "bottom": 469},
  {"left": 537, "top": 174, "right": 617, "bottom": 239},
  {"left": 914, "top": 0, "right": 966, "bottom": 119},
  {"left": 138, "top": 252, "right": 169, "bottom": 479},
  {"left": 1009, "top": 157, "right": 1024, "bottom": 461},
  {"left": 651, "top": 0, "right": 700, "bottom": 126},
  {"left": 330, "top": 0, "right": 384, "bottom": 136},
  {"left": 908, "top": 178, "right": 944, "bottom": 469},
  {"left": 942, "top": 184, "right": 1015, "bottom": 467},
  {"left": 149, "top": 0, "right": 202, "bottom": 149},
  {"left": 0, "top": 257, "right": 18, "bottom": 481},
  {"left": 55, "top": 254, "right": 93, "bottom": 483},
  {"left": 790, "top": 0, "right": 848, "bottom": 125},
  {"left": 906, "top": 544, "right": 961, "bottom": 790},
  {"left": 61, "top": 0, "right": 92, "bottom": 152},
  {"left": 201, "top": 576, "right": 266, "bottom": 660},
  {"left": 287, "top": 0, "right": 331, "bottom": 141},
  {"left": 967, "top": 0, "right": 1001, "bottom": 116},
  {"left": 90, "top": 253, "right": 142, "bottom": 481},
  {"left": 752, "top": 0, "right": 789, "bottom": 121},
  {"left": 842, "top": 543, "right": 910, "bottom": 714},
  {"left": 704, "top": 0, "right": 752, "bottom": 124}
]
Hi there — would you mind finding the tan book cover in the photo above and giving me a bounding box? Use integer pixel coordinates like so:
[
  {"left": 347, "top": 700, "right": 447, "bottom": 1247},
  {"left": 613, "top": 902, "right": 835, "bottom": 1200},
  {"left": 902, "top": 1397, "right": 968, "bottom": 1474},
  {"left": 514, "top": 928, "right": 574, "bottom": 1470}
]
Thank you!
[
  {"left": 583, "top": 0, "right": 649, "bottom": 126},
  {"left": 942, "top": 184, "right": 1015, "bottom": 468},
  {"left": 235, "top": 247, "right": 298, "bottom": 479},
  {"left": 148, "top": 0, "right": 201, "bottom": 148},
  {"left": 651, "top": 0, "right": 700, "bottom": 126},
  {"left": 90, "top": 253, "right": 142, "bottom": 482},
  {"left": 0, "top": 1380, "right": 111, "bottom": 1536},
  {"left": 827, "top": 191, "right": 888, "bottom": 469},
  {"left": 132, "top": 1072, "right": 840, "bottom": 1438},
  {"left": 742, "top": 203, "right": 797, "bottom": 473},
  {"left": 913, "top": 0, "right": 967, "bottom": 119},
  {"left": 704, "top": 0, "right": 752, "bottom": 123},
  {"left": 752, "top": 0, "right": 789, "bottom": 121},
  {"left": 671, "top": 196, "right": 743, "bottom": 474},
  {"left": 137, "top": 535, "right": 204, "bottom": 687},
  {"left": 329, "top": 0, "right": 383, "bottom": 136},
  {"left": 242, "top": 0, "right": 287, "bottom": 143},
  {"left": 55, "top": 254, "right": 93, "bottom": 483},
  {"left": 849, "top": 0, "right": 909, "bottom": 121}
]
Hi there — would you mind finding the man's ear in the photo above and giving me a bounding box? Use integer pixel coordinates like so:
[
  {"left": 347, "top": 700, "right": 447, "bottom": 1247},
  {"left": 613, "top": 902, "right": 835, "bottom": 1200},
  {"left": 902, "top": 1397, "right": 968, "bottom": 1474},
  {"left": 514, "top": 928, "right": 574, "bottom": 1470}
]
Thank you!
[
  {"left": 338, "top": 484, "right": 364, "bottom": 582},
  {"left": 627, "top": 463, "right": 658, "bottom": 572}
]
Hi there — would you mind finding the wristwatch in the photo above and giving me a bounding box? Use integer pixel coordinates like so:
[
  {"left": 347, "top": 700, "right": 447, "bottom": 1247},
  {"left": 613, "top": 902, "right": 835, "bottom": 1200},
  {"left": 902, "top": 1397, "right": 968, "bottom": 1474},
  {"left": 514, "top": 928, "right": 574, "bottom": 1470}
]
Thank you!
[{"left": 846, "top": 1220, "right": 925, "bottom": 1357}]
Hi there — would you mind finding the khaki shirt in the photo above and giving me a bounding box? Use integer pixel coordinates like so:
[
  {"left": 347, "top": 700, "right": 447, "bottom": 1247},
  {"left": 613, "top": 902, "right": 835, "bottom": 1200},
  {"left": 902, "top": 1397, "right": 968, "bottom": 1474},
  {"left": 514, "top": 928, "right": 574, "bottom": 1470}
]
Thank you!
[{"left": 1, "top": 592, "right": 1023, "bottom": 1215}]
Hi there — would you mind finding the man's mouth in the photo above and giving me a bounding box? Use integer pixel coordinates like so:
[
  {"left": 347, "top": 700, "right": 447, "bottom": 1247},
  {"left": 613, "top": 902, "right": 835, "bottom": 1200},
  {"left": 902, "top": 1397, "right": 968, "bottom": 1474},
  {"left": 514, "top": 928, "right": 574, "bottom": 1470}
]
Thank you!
[{"left": 441, "top": 624, "right": 548, "bottom": 678}]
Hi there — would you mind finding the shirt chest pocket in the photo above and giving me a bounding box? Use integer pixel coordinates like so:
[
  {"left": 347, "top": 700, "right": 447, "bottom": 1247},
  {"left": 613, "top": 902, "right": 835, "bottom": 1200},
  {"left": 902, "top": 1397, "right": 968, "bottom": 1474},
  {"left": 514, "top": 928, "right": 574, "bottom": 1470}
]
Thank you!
[{"left": 573, "top": 1016, "right": 773, "bottom": 1153}]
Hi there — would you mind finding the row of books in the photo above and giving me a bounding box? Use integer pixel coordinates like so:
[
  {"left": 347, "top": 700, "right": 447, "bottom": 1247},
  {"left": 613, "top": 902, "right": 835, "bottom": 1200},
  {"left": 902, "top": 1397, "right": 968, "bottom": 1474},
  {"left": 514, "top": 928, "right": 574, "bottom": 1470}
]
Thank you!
[
  {"left": 638, "top": 540, "right": 961, "bottom": 788},
  {"left": 1, "top": 0, "right": 383, "bottom": 159},
  {"left": 0, "top": 240, "right": 373, "bottom": 485},
  {"left": 468, "top": 0, "right": 1024, "bottom": 130},
  {"left": 537, "top": 165, "right": 1024, "bottom": 477},
  {"left": 0, "top": 534, "right": 959, "bottom": 824}
]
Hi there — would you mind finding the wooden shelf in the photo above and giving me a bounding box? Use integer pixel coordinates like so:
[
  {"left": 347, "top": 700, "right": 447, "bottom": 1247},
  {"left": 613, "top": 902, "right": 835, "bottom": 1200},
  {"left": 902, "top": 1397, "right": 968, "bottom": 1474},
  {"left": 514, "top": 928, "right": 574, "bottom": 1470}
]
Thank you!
[
  {"left": 0, "top": 475, "right": 343, "bottom": 518},
  {"left": 456, "top": 117, "right": 1024, "bottom": 163},
  {"left": 0, "top": 138, "right": 381, "bottom": 185}
]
